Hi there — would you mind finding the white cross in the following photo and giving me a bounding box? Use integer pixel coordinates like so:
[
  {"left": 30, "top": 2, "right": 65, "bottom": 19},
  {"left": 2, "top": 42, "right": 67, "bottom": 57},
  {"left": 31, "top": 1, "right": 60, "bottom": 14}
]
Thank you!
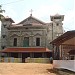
[{"left": 30, "top": 9, "right": 33, "bottom": 16}]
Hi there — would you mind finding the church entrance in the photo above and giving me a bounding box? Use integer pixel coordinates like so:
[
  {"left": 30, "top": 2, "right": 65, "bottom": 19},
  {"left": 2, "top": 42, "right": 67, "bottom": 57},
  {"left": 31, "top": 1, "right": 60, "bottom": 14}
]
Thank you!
[
  {"left": 22, "top": 53, "right": 30, "bottom": 63},
  {"left": 23, "top": 37, "right": 29, "bottom": 47}
]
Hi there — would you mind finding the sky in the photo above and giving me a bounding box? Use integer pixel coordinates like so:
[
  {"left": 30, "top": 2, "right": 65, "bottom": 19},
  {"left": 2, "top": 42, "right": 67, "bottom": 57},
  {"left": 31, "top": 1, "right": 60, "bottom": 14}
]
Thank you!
[{"left": 0, "top": 0, "right": 75, "bottom": 31}]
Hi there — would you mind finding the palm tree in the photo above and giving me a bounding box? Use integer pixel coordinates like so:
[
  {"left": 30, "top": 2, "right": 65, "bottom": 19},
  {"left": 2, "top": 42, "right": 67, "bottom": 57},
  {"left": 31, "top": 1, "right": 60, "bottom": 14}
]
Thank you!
[{"left": 0, "top": 5, "right": 5, "bottom": 20}]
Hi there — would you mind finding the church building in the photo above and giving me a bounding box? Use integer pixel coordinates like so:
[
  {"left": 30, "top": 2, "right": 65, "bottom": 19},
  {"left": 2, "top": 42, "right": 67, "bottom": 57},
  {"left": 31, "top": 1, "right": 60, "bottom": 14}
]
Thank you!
[{"left": 0, "top": 13, "right": 64, "bottom": 62}]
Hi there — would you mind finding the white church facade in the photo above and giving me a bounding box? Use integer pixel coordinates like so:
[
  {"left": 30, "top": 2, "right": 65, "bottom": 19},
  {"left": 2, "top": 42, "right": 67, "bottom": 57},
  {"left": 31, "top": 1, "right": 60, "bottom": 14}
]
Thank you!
[{"left": 0, "top": 14, "right": 64, "bottom": 62}]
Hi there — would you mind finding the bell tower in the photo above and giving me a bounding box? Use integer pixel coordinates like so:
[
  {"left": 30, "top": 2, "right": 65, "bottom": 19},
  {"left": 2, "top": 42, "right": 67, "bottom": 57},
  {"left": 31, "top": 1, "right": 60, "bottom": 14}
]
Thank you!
[
  {"left": 50, "top": 14, "right": 64, "bottom": 40},
  {"left": 1, "top": 16, "right": 14, "bottom": 50}
]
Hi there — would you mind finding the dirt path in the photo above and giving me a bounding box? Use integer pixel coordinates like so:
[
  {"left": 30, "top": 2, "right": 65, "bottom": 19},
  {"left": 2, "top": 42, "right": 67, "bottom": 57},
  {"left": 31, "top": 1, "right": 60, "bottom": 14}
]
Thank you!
[{"left": 0, "top": 63, "right": 56, "bottom": 75}]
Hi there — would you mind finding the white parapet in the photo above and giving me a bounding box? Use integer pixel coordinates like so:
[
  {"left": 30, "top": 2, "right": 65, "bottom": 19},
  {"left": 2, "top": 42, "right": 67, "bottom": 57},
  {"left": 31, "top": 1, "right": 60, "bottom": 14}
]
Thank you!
[{"left": 53, "top": 60, "right": 75, "bottom": 72}]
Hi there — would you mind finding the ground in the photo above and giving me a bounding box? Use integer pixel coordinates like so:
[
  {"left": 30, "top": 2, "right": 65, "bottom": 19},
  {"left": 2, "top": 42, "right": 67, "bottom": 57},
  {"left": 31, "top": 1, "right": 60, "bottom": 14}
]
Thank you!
[
  {"left": 0, "top": 63, "right": 55, "bottom": 75},
  {"left": 0, "top": 63, "right": 74, "bottom": 75}
]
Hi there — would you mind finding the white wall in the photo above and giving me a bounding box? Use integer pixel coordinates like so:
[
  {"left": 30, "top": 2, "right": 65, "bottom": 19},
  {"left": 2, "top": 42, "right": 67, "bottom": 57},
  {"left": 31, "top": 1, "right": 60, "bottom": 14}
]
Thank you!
[
  {"left": 53, "top": 60, "right": 75, "bottom": 72},
  {"left": 0, "top": 31, "right": 1, "bottom": 50}
]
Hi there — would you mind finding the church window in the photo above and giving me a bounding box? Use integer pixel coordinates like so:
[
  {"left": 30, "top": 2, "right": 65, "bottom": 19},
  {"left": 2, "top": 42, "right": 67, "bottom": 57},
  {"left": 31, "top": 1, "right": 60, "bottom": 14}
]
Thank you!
[
  {"left": 56, "top": 33, "right": 62, "bottom": 37},
  {"left": 5, "top": 19, "right": 9, "bottom": 21},
  {"left": 25, "top": 27, "right": 28, "bottom": 29},
  {"left": 3, "top": 24, "right": 6, "bottom": 28},
  {"left": 36, "top": 38, "right": 40, "bottom": 46},
  {"left": 54, "top": 17, "right": 61, "bottom": 19},
  {"left": 1, "top": 46, "right": 6, "bottom": 49},
  {"left": 2, "top": 35, "right": 6, "bottom": 38},
  {"left": 13, "top": 38, "right": 17, "bottom": 46},
  {"left": 56, "top": 34, "right": 59, "bottom": 37},
  {"left": 52, "top": 23, "right": 53, "bottom": 26},
  {"left": 56, "top": 23, "right": 59, "bottom": 26}
]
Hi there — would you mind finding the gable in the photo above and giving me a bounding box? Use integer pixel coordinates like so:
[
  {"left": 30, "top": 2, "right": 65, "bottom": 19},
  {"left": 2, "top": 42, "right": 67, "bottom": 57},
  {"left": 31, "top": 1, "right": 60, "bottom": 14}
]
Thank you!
[{"left": 18, "top": 16, "right": 46, "bottom": 25}]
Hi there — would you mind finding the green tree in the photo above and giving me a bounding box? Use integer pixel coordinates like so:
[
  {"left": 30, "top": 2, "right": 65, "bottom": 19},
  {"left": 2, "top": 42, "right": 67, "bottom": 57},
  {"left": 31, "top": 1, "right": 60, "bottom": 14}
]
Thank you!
[{"left": 0, "top": 5, "right": 5, "bottom": 20}]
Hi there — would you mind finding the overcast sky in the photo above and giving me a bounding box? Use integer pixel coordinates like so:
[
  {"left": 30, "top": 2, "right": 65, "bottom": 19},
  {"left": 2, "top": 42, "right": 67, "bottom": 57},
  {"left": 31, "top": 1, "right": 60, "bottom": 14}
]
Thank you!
[{"left": 0, "top": 0, "right": 75, "bottom": 31}]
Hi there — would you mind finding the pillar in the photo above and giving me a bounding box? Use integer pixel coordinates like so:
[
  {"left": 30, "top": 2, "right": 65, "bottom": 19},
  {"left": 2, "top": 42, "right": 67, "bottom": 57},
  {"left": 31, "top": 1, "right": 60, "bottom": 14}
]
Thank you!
[
  {"left": 18, "top": 53, "right": 22, "bottom": 58},
  {"left": 30, "top": 53, "right": 34, "bottom": 58},
  {"left": 42, "top": 53, "right": 45, "bottom": 58}
]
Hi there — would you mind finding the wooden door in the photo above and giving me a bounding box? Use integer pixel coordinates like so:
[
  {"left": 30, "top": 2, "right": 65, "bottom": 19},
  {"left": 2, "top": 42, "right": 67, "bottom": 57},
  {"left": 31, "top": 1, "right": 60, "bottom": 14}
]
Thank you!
[{"left": 23, "top": 37, "right": 29, "bottom": 47}]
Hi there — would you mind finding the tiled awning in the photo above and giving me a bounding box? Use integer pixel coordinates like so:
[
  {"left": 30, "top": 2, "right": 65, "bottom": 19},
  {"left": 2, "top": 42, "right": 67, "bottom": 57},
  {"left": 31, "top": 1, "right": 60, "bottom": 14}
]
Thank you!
[
  {"left": 0, "top": 47, "right": 52, "bottom": 53},
  {"left": 50, "top": 30, "right": 75, "bottom": 45}
]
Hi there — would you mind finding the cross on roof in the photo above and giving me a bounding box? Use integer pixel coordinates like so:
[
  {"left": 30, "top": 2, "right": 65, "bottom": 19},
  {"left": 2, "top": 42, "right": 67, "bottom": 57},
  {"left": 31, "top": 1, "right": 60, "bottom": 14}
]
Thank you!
[{"left": 30, "top": 9, "right": 33, "bottom": 16}]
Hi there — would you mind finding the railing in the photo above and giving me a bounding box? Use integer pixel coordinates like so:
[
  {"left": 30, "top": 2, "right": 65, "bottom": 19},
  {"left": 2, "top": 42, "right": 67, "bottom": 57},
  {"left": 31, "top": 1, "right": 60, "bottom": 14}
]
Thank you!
[
  {"left": 0, "top": 57, "right": 22, "bottom": 63},
  {"left": 25, "top": 58, "right": 50, "bottom": 63},
  {"left": 0, "top": 57, "right": 50, "bottom": 63}
]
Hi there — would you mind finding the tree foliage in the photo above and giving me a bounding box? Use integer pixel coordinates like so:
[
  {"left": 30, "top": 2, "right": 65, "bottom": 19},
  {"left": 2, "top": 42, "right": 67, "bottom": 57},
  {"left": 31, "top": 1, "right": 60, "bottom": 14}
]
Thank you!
[{"left": 0, "top": 5, "right": 5, "bottom": 20}]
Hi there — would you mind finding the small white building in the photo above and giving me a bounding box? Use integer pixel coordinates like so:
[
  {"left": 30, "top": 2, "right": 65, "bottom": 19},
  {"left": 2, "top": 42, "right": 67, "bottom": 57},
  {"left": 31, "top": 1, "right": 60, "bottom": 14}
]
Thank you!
[{"left": 50, "top": 30, "right": 75, "bottom": 72}]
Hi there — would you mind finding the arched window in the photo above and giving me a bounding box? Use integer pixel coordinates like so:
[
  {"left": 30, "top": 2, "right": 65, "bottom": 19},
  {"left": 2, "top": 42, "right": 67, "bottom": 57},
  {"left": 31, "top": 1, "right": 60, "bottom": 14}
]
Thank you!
[
  {"left": 13, "top": 38, "right": 17, "bottom": 46},
  {"left": 36, "top": 38, "right": 40, "bottom": 46}
]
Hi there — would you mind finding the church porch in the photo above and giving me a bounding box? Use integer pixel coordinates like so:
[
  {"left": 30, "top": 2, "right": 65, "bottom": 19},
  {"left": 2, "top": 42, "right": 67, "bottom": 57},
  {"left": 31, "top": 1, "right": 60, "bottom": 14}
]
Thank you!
[
  {"left": 0, "top": 52, "right": 52, "bottom": 63},
  {"left": 6, "top": 52, "right": 51, "bottom": 62},
  {"left": 0, "top": 47, "right": 52, "bottom": 63}
]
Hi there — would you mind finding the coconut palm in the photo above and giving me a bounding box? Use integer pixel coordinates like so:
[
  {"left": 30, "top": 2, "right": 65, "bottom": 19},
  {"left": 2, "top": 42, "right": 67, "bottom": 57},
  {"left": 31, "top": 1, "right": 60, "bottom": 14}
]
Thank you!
[{"left": 0, "top": 5, "right": 5, "bottom": 20}]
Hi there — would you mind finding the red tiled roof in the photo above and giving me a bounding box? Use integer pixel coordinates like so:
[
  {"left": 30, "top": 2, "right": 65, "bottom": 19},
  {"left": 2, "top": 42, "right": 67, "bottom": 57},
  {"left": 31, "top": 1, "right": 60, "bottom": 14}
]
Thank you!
[
  {"left": 0, "top": 47, "right": 52, "bottom": 53},
  {"left": 50, "top": 30, "right": 75, "bottom": 45}
]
